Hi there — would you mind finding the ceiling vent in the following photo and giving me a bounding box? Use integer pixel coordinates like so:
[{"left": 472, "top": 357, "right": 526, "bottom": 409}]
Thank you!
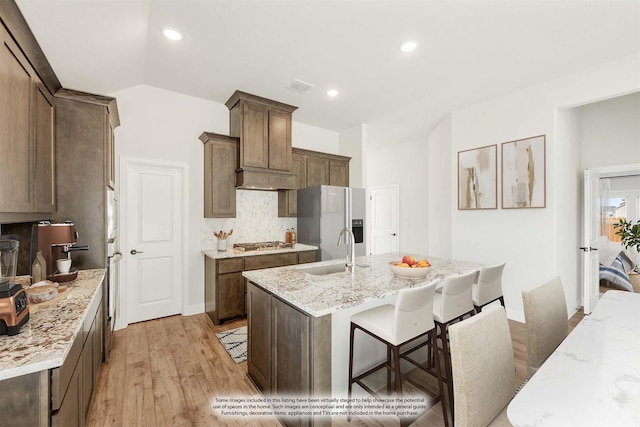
[{"left": 287, "top": 79, "right": 315, "bottom": 93}]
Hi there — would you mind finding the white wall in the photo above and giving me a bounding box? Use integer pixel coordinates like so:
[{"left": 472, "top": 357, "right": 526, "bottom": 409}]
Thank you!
[
  {"left": 449, "top": 54, "right": 640, "bottom": 321},
  {"left": 292, "top": 122, "right": 339, "bottom": 153},
  {"left": 427, "top": 115, "right": 453, "bottom": 259},
  {"left": 579, "top": 92, "right": 640, "bottom": 169},
  {"left": 111, "top": 85, "right": 227, "bottom": 319},
  {"left": 339, "top": 124, "right": 366, "bottom": 188},
  {"left": 364, "top": 53, "right": 639, "bottom": 321},
  {"left": 111, "top": 85, "right": 345, "bottom": 322}
]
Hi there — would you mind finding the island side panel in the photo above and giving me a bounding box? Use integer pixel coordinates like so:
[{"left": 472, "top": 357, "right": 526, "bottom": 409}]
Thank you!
[
  {"left": 246, "top": 281, "right": 332, "bottom": 427},
  {"left": 247, "top": 281, "right": 271, "bottom": 393}
]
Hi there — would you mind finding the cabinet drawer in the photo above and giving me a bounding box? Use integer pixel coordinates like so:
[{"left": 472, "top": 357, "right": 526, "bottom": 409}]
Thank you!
[
  {"left": 297, "top": 251, "right": 318, "bottom": 264},
  {"left": 244, "top": 253, "right": 298, "bottom": 271},
  {"left": 218, "top": 258, "right": 244, "bottom": 274}
]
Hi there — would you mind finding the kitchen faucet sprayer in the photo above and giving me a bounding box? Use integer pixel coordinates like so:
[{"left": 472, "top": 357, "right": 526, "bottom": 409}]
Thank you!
[{"left": 337, "top": 228, "right": 356, "bottom": 274}]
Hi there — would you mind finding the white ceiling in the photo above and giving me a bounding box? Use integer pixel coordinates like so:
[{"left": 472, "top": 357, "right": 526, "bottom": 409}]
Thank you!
[{"left": 16, "top": 0, "right": 640, "bottom": 147}]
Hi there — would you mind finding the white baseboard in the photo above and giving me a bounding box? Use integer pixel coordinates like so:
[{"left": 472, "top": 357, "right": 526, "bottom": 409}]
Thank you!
[{"left": 183, "top": 302, "right": 205, "bottom": 317}]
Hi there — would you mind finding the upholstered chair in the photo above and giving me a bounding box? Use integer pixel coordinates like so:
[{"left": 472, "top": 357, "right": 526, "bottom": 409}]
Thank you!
[
  {"left": 432, "top": 270, "right": 477, "bottom": 415},
  {"left": 472, "top": 262, "right": 506, "bottom": 313},
  {"left": 348, "top": 281, "right": 447, "bottom": 427},
  {"left": 449, "top": 305, "right": 516, "bottom": 427},
  {"left": 521, "top": 276, "right": 569, "bottom": 378}
]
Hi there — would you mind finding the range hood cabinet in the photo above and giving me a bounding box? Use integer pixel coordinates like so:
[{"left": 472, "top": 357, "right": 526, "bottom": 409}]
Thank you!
[
  {"left": 226, "top": 91, "right": 298, "bottom": 191},
  {"left": 235, "top": 167, "right": 296, "bottom": 191}
]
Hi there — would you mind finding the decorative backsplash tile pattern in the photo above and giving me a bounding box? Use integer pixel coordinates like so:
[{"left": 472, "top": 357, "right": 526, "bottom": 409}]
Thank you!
[{"left": 203, "top": 190, "right": 296, "bottom": 248}]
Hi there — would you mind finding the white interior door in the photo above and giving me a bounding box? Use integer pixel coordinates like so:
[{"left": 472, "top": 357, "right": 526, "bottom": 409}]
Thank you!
[
  {"left": 582, "top": 163, "right": 640, "bottom": 314},
  {"left": 123, "top": 158, "right": 185, "bottom": 324},
  {"left": 582, "top": 169, "right": 601, "bottom": 314},
  {"left": 368, "top": 185, "right": 399, "bottom": 255}
]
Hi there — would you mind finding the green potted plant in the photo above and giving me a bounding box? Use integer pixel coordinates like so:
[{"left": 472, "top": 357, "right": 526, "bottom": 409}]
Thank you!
[{"left": 614, "top": 219, "right": 640, "bottom": 252}]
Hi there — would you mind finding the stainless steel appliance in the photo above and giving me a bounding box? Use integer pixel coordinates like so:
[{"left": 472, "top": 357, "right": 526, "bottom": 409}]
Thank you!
[
  {"left": 297, "top": 185, "right": 366, "bottom": 261},
  {"left": 105, "top": 189, "right": 121, "bottom": 361},
  {"left": 0, "top": 238, "right": 29, "bottom": 336}
]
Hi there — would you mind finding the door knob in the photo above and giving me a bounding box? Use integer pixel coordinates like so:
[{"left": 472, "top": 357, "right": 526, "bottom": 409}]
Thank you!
[
  {"left": 130, "top": 249, "right": 144, "bottom": 255},
  {"left": 390, "top": 233, "right": 397, "bottom": 236}
]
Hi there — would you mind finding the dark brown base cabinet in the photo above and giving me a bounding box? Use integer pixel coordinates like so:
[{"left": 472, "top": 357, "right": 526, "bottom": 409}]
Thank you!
[
  {"left": 0, "top": 286, "right": 104, "bottom": 427},
  {"left": 246, "top": 282, "right": 331, "bottom": 427},
  {"left": 205, "top": 250, "right": 317, "bottom": 326}
]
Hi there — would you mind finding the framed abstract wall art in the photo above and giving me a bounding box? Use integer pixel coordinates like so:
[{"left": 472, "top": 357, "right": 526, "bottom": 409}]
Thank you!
[
  {"left": 501, "top": 135, "right": 546, "bottom": 209},
  {"left": 458, "top": 144, "right": 497, "bottom": 210}
]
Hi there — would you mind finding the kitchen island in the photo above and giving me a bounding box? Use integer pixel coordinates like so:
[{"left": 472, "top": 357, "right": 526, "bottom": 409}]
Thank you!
[
  {"left": 0, "top": 269, "right": 105, "bottom": 426},
  {"left": 242, "top": 253, "right": 482, "bottom": 426}
]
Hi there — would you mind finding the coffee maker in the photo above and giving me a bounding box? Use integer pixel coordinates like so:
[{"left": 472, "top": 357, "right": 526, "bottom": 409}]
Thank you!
[
  {"left": 0, "top": 238, "right": 29, "bottom": 336},
  {"left": 31, "top": 221, "right": 89, "bottom": 282}
]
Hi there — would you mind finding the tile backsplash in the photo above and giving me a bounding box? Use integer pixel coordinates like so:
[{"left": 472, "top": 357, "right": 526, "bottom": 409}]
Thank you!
[{"left": 202, "top": 189, "right": 296, "bottom": 248}]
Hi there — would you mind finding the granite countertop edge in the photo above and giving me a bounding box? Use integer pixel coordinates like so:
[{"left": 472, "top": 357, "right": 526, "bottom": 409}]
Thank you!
[
  {"left": 242, "top": 253, "right": 483, "bottom": 318},
  {"left": 0, "top": 269, "right": 106, "bottom": 382}
]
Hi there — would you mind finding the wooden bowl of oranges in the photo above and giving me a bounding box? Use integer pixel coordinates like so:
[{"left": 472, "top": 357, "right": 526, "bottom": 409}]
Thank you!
[{"left": 389, "top": 255, "right": 431, "bottom": 279}]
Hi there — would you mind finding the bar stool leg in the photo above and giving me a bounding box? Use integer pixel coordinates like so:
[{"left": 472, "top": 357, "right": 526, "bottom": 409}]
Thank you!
[
  {"left": 438, "top": 321, "right": 455, "bottom": 423},
  {"left": 387, "top": 346, "right": 392, "bottom": 395},
  {"left": 347, "top": 322, "right": 356, "bottom": 422},
  {"left": 392, "top": 345, "right": 402, "bottom": 397},
  {"left": 432, "top": 328, "right": 449, "bottom": 427}
]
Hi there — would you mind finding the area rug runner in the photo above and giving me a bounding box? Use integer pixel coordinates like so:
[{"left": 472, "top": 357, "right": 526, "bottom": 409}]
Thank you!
[{"left": 216, "top": 326, "right": 247, "bottom": 363}]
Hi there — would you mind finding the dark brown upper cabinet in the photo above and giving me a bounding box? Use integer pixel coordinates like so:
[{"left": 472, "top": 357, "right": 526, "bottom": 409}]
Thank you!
[
  {"left": 200, "top": 132, "right": 238, "bottom": 218},
  {"left": 0, "top": 20, "right": 55, "bottom": 221},
  {"left": 278, "top": 148, "right": 351, "bottom": 217},
  {"left": 225, "top": 91, "right": 298, "bottom": 190}
]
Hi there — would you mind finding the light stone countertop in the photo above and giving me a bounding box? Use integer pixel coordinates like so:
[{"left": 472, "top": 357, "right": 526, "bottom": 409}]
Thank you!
[
  {"left": 507, "top": 290, "right": 640, "bottom": 426},
  {"left": 0, "top": 269, "right": 105, "bottom": 381},
  {"left": 242, "top": 252, "right": 483, "bottom": 317},
  {"left": 202, "top": 243, "right": 318, "bottom": 260}
]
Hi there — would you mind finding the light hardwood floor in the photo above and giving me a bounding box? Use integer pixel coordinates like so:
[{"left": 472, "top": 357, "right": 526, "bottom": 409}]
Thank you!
[{"left": 87, "top": 310, "right": 585, "bottom": 427}]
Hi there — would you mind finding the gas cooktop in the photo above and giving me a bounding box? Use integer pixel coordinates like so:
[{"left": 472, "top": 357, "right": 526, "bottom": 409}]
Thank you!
[{"left": 232, "top": 241, "right": 294, "bottom": 252}]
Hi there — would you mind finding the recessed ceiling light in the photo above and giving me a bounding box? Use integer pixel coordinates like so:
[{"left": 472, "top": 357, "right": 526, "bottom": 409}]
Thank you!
[
  {"left": 400, "top": 40, "right": 418, "bottom": 53},
  {"left": 326, "top": 89, "right": 339, "bottom": 98},
  {"left": 163, "top": 28, "right": 183, "bottom": 41}
]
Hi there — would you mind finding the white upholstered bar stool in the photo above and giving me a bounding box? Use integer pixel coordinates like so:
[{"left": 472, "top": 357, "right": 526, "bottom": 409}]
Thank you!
[
  {"left": 449, "top": 305, "right": 516, "bottom": 427},
  {"left": 431, "top": 270, "right": 477, "bottom": 416},
  {"left": 472, "top": 262, "right": 506, "bottom": 314},
  {"left": 522, "top": 276, "right": 569, "bottom": 378},
  {"left": 347, "top": 281, "right": 448, "bottom": 427}
]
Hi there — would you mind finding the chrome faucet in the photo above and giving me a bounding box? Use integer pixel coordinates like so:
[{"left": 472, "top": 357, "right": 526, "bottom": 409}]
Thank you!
[{"left": 337, "top": 227, "right": 356, "bottom": 273}]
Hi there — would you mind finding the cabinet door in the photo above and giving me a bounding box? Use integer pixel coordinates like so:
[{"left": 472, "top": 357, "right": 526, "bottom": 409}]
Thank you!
[
  {"left": 272, "top": 297, "right": 310, "bottom": 396},
  {"left": 217, "top": 272, "right": 245, "bottom": 321},
  {"left": 268, "top": 109, "right": 292, "bottom": 171},
  {"left": 329, "top": 161, "right": 349, "bottom": 187},
  {"left": 298, "top": 250, "right": 318, "bottom": 264},
  {"left": 0, "top": 26, "right": 34, "bottom": 212},
  {"left": 81, "top": 319, "right": 95, "bottom": 422},
  {"left": 306, "top": 157, "right": 330, "bottom": 188},
  {"left": 247, "top": 282, "right": 272, "bottom": 393},
  {"left": 52, "top": 366, "right": 81, "bottom": 427},
  {"left": 33, "top": 82, "right": 55, "bottom": 212},
  {"left": 94, "top": 300, "right": 104, "bottom": 369},
  {"left": 241, "top": 102, "right": 269, "bottom": 169},
  {"left": 278, "top": 152, "right": 305, "bottom": 217},
  {"left": 203, "top": 136, "right": 237, "bottom": 218}
]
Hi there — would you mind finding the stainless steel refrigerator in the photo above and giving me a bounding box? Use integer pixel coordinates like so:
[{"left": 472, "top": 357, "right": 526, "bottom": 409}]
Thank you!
[{"left": 297, "top": 185, "right": 366, "bottom": 261}]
